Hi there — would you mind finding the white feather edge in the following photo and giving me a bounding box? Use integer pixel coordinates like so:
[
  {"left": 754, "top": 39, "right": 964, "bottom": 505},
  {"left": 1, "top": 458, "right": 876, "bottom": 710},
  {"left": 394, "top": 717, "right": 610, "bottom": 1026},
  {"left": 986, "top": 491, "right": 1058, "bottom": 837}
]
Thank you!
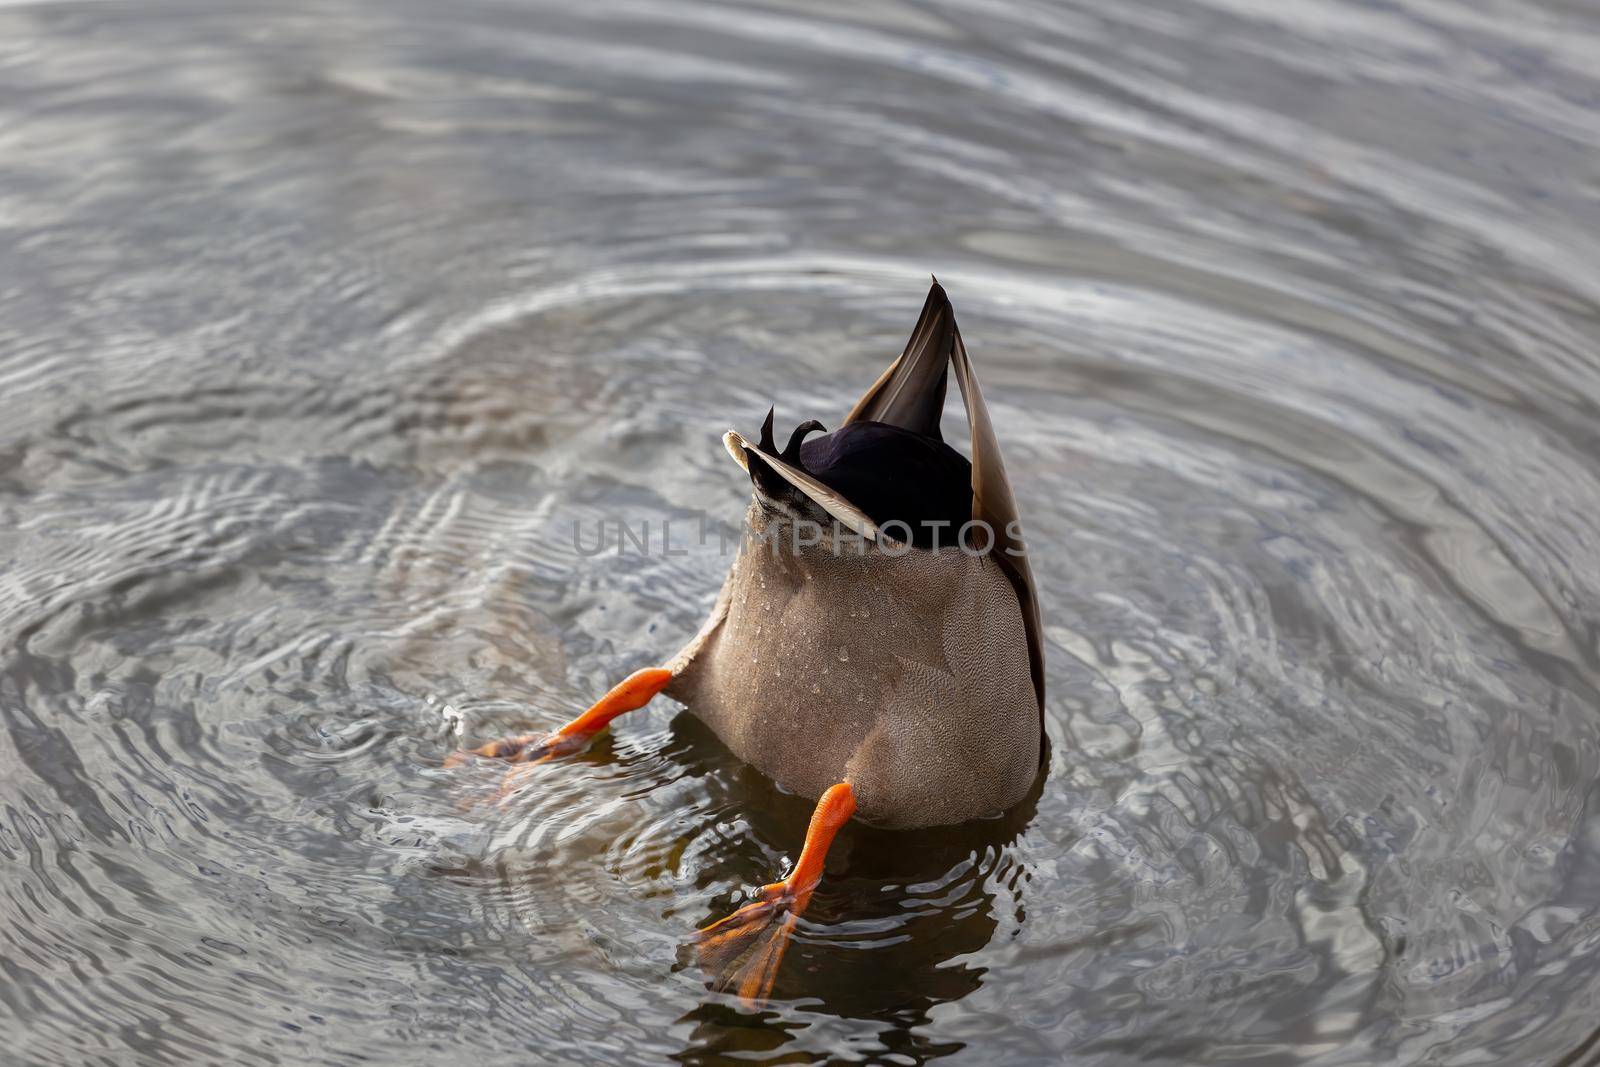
[{"left": 722, "top": 429, "right": 892, "bottom": 543}]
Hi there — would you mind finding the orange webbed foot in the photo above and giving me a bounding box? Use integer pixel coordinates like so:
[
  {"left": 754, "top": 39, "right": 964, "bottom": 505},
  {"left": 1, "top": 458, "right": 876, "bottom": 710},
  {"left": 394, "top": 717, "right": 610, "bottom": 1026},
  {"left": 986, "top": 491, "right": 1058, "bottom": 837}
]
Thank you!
[
  {"left": 442, "top": 730, "right": 587, "bottom": 768},
  {"left": 445, "top": 667, "right": 673, "bottom": 801},
  {"left": 694, "top": 883, "right": 803, "bottom": 1002},
  {"left": 693, "top": 781, "right": 856, "bottom": 1004}
]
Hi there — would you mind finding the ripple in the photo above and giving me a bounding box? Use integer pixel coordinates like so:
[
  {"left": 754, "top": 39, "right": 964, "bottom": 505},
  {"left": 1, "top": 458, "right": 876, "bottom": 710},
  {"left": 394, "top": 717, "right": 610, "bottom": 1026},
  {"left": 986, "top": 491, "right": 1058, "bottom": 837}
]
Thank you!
[{"left": 2, "top": 0, "right": 1600, "bottom": 1064}]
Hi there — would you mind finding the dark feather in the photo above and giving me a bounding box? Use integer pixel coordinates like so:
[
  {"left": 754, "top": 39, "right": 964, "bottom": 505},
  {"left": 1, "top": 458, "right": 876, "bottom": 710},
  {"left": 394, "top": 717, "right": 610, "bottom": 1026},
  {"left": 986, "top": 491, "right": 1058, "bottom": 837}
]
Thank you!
[
  {"left": 782, "top": 420, "right": 826, "bottom": 464},
  {"left": 759, "top": 407, "right": 777, "bottom": 453},
  {"left": 797, "top": 421, "right": 971, "bottom": 548}
]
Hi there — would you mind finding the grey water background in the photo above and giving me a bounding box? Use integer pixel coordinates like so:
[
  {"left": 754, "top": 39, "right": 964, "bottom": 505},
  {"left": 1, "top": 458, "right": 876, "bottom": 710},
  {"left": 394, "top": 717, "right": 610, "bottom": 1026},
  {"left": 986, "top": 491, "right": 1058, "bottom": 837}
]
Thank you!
[{"left": 3, "top": 1, "right": 1600, "bottom": 1064}]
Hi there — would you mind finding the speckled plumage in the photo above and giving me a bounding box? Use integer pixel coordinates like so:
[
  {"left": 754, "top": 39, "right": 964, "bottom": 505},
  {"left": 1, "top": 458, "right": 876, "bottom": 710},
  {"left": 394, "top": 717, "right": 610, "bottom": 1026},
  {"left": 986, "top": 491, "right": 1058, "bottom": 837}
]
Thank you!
[{"left": 665, "top": 502, "right": 1038, "bottom": 828}]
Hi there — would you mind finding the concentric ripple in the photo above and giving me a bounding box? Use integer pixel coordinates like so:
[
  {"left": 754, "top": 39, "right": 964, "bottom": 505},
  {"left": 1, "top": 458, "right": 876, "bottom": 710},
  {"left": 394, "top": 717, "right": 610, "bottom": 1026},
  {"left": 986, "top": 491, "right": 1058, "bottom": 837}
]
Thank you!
[{"left": 2, "top": 1, "right": 1600, "bottom": 1064}]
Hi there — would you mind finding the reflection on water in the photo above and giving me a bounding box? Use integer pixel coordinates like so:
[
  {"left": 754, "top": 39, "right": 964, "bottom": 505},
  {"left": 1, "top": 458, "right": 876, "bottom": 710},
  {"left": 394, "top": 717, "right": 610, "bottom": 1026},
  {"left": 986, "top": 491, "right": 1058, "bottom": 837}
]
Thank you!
[{"left": 3, "top": 0, "right": 1600, "bottom": 1063}]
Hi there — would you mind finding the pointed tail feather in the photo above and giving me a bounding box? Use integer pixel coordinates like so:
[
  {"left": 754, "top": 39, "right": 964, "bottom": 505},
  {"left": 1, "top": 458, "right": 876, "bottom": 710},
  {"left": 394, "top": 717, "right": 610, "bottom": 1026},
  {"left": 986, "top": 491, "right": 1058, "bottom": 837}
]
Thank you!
[{"left": 843, "top": 280, "right": 953, "bottom": 439}]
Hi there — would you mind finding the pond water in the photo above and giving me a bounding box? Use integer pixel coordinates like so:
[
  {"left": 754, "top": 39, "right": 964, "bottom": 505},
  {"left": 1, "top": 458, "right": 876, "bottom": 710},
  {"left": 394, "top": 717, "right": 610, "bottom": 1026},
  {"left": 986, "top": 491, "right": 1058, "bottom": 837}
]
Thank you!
[{"left": 3, "top": 1, "right": 1600, "bottom": 1064}]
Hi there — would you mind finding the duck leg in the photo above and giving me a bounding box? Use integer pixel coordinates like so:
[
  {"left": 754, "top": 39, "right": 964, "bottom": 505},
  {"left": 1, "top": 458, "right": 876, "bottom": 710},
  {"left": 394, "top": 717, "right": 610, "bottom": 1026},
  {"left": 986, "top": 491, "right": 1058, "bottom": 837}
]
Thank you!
[
  {"left": 445, "top": 667, "right": 673, "bottom": 771},
  {"left": 693, "top": 781, "right": 856, "bottom": 1003}
]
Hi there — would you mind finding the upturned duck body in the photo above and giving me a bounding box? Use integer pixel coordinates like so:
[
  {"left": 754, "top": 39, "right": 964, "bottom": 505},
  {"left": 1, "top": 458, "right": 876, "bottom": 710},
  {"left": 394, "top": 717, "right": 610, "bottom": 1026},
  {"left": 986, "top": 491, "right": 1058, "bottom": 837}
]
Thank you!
[{"left": 451, "top": 280, "right": 1044, "bottom": 1000}]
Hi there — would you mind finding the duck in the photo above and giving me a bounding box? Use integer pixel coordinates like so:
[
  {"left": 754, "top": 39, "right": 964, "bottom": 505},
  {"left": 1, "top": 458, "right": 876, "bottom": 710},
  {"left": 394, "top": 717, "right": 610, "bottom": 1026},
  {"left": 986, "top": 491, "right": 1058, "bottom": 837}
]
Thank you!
[{"left": 449, "top": 279, "right": 1045, "bottom": 1001}]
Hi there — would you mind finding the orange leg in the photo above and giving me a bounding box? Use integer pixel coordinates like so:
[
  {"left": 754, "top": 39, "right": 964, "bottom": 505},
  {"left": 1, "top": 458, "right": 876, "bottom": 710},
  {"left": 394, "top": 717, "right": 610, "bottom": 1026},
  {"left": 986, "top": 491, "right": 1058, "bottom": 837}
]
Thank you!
[
  {"left": 694, "top": 781, "right": 856, "bottom": 1004},
  {"left": 445, "top": 667, "right": 673, "bottom": 770}
]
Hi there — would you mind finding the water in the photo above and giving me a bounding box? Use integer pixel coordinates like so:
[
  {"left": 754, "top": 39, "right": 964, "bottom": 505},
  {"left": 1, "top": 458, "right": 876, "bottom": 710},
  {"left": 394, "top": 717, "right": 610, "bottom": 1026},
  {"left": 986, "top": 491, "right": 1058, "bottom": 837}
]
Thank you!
[{"left": 3, "top": 1, "right": 1600, "bottom": 1063}]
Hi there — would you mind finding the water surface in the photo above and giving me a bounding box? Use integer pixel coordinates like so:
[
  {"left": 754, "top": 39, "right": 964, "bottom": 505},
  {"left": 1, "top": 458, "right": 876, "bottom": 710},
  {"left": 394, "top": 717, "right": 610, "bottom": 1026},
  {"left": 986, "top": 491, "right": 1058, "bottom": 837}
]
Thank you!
[{"left": 3, "top": 1, "right": 1600, "bottom": 1064}]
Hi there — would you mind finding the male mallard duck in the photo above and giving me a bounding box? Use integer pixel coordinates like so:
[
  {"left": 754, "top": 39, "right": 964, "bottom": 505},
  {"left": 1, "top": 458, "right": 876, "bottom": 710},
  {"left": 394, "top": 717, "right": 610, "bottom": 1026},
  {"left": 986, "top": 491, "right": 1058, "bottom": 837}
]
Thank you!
[{"left": 450, "top": 279, "right": 1044, "bottom": 1000}]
